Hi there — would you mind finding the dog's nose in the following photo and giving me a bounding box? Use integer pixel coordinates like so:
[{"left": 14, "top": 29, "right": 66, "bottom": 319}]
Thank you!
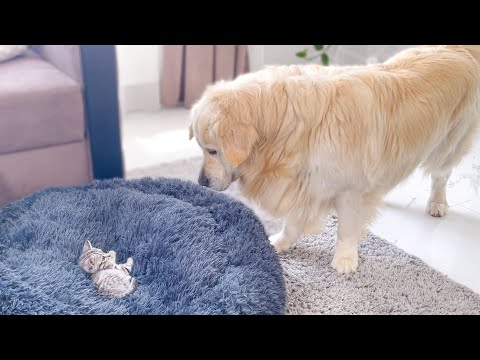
[
  {"left": 198, "top": 171, "right": 210, "bottom": 187},
  {"left": 199, "top": 176, "right": 209, "bottom": 187}
]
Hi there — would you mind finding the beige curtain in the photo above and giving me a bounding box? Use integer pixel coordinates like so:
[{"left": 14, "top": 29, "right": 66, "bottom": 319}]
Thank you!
[{"left": 160, "top": 45, "right": 249, "bottom": 109}]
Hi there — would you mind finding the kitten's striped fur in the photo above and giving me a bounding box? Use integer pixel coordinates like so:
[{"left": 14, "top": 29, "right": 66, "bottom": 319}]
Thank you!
[{"left": 79, "top": 240, "right": 136, "bottom": 298}]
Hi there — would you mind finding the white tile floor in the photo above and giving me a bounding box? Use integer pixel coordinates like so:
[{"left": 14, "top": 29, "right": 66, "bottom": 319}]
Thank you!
[
  {"left": 122, "top": 109, "right": 201, "bottom": 170},
  {"left": 122, "top": 109, "right": 480, "bottom": 294}
]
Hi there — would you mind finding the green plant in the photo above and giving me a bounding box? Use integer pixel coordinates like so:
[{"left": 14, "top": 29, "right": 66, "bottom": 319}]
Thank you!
[{"left": 295, "top": 45, "right": 331, "bottom": 66}]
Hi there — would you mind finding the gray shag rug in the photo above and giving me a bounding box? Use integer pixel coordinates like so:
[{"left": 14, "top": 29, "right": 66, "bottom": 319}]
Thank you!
[{"left": 128, "top": 157, "right": 480, "bottom": 315}]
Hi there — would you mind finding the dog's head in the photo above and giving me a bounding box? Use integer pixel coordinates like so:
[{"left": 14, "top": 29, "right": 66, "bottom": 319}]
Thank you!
[{"left": 189, "top": 84, "right": 258, "bottom": 191}]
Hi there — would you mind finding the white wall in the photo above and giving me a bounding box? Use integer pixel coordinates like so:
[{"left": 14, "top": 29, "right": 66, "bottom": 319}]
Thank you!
[
  {"left": 247, "top": 45, "right": 310, "bottom": 70},
  {"left": 263, "top": 45, "right": 312, "bottom": 66},
  {"left": 247, "top": 45, "right": 265, "bottom": 72},
  {"left": 116, "top": 45, "right": 163, "bottom": 114},
  {"left": 258, "top": 45, "right": 417, "bottom": 67}
]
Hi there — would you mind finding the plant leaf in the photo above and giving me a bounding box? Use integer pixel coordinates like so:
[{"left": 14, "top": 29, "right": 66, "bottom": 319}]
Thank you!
[
  {"left": 296, "top": 49, "right": 308, "bottom": 58},
  {"left": 321, "top": 53, "right": 329, "bottom": 66},
  {"left": 314, "top": 45, "right": 324, "bottom": 51}
]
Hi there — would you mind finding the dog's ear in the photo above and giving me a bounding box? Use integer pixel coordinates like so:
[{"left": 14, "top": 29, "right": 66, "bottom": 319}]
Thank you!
[
  {"left": 218, "top": 122, "right": 258, "bottom": 166},
  {"left": 189, "top": 101, "right": 201, "bottom": 141},
  {"left": 188, "top": 123, "right": 194, "bottom": 140}
]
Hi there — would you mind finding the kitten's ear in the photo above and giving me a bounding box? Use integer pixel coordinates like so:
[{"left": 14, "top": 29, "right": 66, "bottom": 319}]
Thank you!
[{"left": 82, "top": 240, "right": 93, "bottom": 253}]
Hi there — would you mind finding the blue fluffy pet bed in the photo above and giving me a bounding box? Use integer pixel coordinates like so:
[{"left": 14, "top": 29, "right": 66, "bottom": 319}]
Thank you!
[{"left": 0, "top": 178, "right": 285, "bottom": 314}]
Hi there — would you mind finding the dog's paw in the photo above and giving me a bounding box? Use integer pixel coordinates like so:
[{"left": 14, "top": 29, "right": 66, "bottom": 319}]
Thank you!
[
  {"left": 269, "top": 233, "right": 293, "bottom": 253},
  {"left": 427, "top": 201, "right": 447, "bottom": 217},
  {"left": 331, "top": 254, "right": 359, "bottom": 274}
]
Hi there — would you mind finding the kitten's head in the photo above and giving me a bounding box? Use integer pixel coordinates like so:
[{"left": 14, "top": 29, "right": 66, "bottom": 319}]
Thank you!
[{"left": 79, "top": 240, "right": 114, "bottom": 274}]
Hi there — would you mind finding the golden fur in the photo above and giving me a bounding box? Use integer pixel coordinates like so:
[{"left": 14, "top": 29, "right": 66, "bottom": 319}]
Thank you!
[{"left": 190, "top": 45, "right": 480, "bottom": 273}]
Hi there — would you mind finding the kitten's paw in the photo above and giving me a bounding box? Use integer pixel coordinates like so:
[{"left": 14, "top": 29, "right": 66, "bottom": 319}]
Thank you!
[
  {"left": 427, "top": 201, "right": 447, "bottom": 217},
  {"left": 331, "top": 253, "right": 359, "bottom": 274},
  {"left": 269, "top": 233, "right": 294, "bottom": 253},
  {"left": 126, "top": 257, "right": 133, "bottom": 265},
  {"left": 107, "top": 250, "right": 117, "bottom": 264}
]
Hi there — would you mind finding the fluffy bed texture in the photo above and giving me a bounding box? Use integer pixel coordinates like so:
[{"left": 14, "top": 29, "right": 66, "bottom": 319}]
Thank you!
[
  {"left": 0, "top": 178, "right": 285, "bottom": 315},
  {"left": 128, "top": 157, "right": 480, "bottom": 315}
]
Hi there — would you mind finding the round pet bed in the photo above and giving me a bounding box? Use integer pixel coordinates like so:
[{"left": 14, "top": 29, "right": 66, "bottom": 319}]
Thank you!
[{"left": 0, "top": 178, "right": 285, "bottom": 314}]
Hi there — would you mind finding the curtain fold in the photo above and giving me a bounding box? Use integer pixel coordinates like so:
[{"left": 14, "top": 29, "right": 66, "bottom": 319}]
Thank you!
[{"left": 161, "top": 45, "right": 249, "bottom": 109}]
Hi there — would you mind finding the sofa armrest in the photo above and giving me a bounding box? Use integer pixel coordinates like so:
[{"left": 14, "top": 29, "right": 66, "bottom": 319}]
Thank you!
[{"left": 31, "top": 45, "right": 83, "bottom": 85}]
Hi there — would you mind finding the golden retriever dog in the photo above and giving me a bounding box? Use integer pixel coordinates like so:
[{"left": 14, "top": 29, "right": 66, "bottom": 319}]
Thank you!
[{"left": 189, "top": 45, "right": 480, "bottom": 274}]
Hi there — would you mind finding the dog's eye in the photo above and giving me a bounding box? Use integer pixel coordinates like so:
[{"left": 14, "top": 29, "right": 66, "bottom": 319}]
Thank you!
[{"left": 206, "top": 149, "right": 217, "bottom": 155}]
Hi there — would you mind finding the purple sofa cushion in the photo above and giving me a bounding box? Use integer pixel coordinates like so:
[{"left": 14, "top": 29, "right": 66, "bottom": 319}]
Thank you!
[
  {"left": 31, "top": 45, "right": 83, "bottom": 85},
  {"left": 0, "top": 50, "right": 85, "bottom": 155},
  {"left": 0, "top": 140, "right": 92, "bottom": 207}
]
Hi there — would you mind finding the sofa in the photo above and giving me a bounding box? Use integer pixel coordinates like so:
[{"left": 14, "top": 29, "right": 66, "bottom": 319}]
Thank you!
[{"left": 0, "top": 45, "right": 93, "bottom": 207}]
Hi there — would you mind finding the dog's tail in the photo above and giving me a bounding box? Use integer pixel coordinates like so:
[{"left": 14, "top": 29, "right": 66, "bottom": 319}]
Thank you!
[{"left": 462, "top": 45, "right": 480, "bottom": 63}]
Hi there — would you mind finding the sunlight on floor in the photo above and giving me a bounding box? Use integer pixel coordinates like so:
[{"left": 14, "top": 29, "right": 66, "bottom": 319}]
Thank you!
[{"left": 121, "top": 109, "right": 201, "bottom": 171}]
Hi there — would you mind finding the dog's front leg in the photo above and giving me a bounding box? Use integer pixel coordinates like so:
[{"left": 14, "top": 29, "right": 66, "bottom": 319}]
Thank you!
[
  {"left": 269, "top": 219, "right": 303, "bottom": 253},
  {"left": 332, "top": 190, "right": 378, "bottom": 274}
]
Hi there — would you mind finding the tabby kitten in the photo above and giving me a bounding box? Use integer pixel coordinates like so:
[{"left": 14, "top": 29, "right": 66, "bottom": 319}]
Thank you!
[{"left": 79, "top": 240, "right": 137, "bottom": 298}]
